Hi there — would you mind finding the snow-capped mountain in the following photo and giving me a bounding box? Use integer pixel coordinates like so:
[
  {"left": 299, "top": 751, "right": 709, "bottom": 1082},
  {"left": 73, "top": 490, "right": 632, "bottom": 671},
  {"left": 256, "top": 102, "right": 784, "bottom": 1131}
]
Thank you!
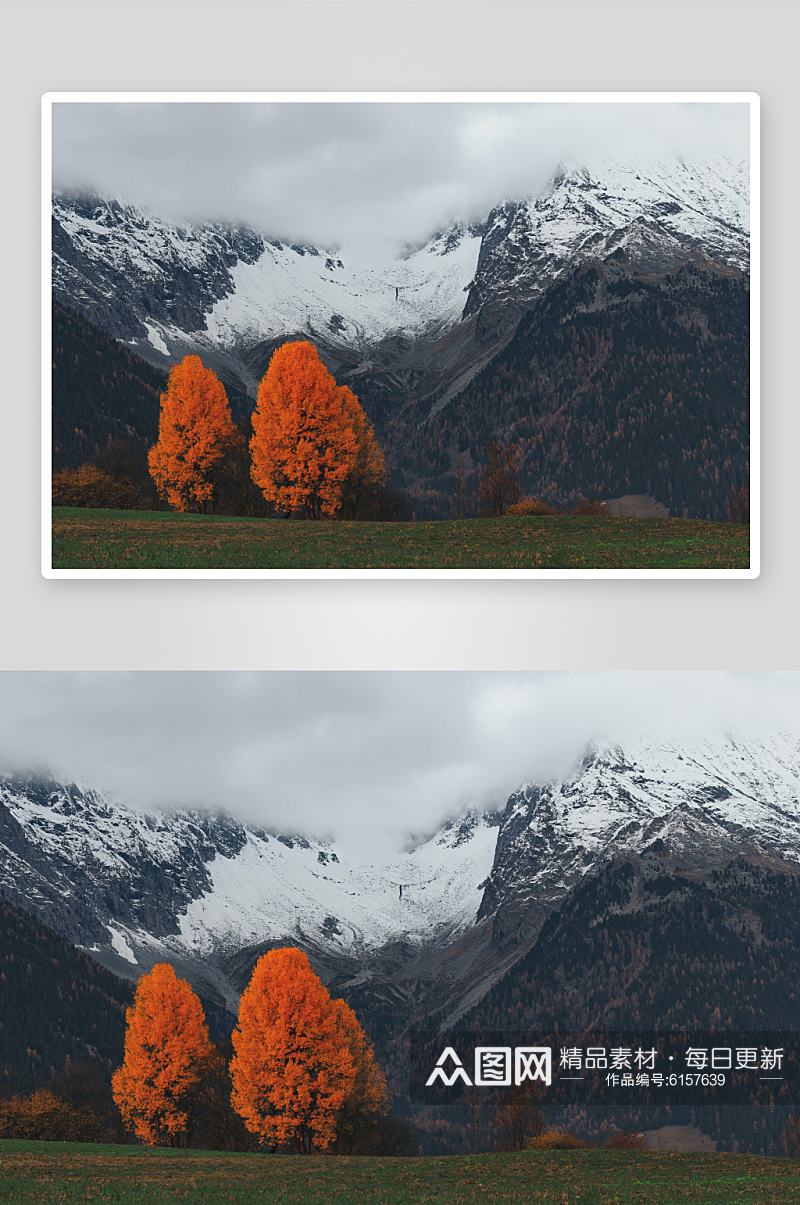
[
  {"left": 463, "top": 153, "right": 749, "bottom": 340},
  {"left": 0, "top": 727, "right": 795, "bottom": 1025},
  {"left": 0, "top": 773, "right": 498, "bottom": 1007},
  {"left": 480, "top": 731, "right": 800, "bottom": 954},
  {"left": 51, "top": 151, "right": 749, "bottom": 413},
  {"left": 52, "top": 191, "right": 482, "bottom": 387}
]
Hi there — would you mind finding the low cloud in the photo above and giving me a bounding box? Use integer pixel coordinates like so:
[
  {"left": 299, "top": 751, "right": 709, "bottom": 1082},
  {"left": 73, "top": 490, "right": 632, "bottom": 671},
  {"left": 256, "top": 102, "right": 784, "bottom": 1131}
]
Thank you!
[
  {"left": 0, "top": 672, "right": 791, "bottom": 858},
  {"left": 51, "top": 100, "right": 750, "bottom": 264}
]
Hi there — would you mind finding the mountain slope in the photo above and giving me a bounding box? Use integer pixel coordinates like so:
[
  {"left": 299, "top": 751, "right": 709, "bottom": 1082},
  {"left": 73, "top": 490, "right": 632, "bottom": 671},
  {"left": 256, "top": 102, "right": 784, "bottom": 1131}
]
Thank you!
[
  {"left": 463, "top": 153, "right": 748, "bottom": 339},
  {"left": 0, "top": 773, "right": 499, "bottom": 1011},
  {"left": 398, "top": 259, "right": 749, "bottom": 519},
  {"left": 51, "top": 154, "right": 748, "bottom": 444},
  {"left": 0, "top": 896, "right": 132, "bottom": 1096},
  {"left": 1, "top": 727, "right": 797, "bottom": 1035},
  {"left": 51, "top": 302, "right": 166, "bottom": 470}
]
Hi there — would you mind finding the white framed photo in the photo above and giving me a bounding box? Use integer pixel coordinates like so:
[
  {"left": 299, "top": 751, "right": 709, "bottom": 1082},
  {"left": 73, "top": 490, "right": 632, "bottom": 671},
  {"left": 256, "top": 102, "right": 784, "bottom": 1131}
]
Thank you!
[{"left": 43, "top": 92, "right": 758, "bottom": 579}]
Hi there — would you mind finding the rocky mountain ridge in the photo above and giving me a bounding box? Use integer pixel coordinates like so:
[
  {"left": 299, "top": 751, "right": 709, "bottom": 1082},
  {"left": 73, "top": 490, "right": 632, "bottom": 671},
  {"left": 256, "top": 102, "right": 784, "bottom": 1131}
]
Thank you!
[
  {"left": 0, "top": 727, "right": 794, "bottom": 1031},
  {"left": 52, "top": 152, "right": 749, "bottom": 420}
]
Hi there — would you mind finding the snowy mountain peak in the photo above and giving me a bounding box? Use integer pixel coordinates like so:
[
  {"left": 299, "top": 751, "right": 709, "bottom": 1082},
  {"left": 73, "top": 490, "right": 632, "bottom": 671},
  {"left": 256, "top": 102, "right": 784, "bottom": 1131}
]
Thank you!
[
  {"left": 52, "top": 150, "right": 748, "bottom": 400},
  {"left": 5, "top": 732, "right": 790, "bottom": 1022}
]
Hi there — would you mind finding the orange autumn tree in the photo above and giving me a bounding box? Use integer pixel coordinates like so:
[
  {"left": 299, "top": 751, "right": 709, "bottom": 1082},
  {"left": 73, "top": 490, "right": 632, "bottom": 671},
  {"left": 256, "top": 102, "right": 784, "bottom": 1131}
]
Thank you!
[
  {"left": 337, "top": 394, "right": 388, "bottom": 518},
  {"left": 249, "top": 341, "right": 385, "bottom": 518},
  {"left": 111, "top": 962, "right": 214, "bottom": 1146},
  {"left": 148, "top": 355, "right": 236, "bottom": 512},
  {"left": 328, "top": 997, "right": 390, "bottom": 1153},
  {"left": 229, "top": 948, "right": 359, "bottom": 1152}
]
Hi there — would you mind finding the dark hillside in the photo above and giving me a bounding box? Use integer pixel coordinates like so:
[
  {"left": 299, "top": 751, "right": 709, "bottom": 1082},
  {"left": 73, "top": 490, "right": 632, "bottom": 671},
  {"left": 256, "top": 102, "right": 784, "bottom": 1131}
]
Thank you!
[
  {"left": 394, "top": 261, "right": 749, "bottom": 521},
  {"left": 422, "top": 858, "right": 800, "bottom": 1156},
  {"left": 52, "top": 303, "right": 166, "bottom": 470},
  {"left": 0, "top": 898, "right": 132, "bottom": 1096},
  {"left": 51, "top": 304, "right": 252, "bottom": 471},
  {"left": 464, "top": 858, "right": 800, "bottom": 1035}
]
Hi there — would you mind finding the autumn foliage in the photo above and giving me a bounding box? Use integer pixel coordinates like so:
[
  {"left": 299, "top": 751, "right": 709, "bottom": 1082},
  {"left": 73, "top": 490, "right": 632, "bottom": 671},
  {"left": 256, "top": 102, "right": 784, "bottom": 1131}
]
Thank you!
[
  {"left": 250, "top": 342, "right": 385, "bottom": 518},
  {"left": 527, "top": 1130, "right": 589, "bottom": 1150},
  {"left": 505, "top": 498, "right": 562, "bottom": 517},
  {"left": 230, "top": 947, "right": 381, "bottom": 1152},
  {"left": 111, "top": 963, "right": 214, "bottom": 1146},
  {"left": 0, "top": 1089, "right": 104, "bottom": 1142},
  {"left": 148, "top": 355, "right": 236, "bottom": 512},
  {"left": 328, "top": 997, "right": 390, "bottom": 1152}
]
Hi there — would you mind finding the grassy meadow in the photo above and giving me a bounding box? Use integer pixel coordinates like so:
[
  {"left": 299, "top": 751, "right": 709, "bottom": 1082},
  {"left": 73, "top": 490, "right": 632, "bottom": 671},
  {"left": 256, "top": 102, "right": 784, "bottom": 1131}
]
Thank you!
[
  {"left": 51, "top": 509, "right": 750, "bottom": 571},
  {"left": 2, "top": 1141, "right": 799, "bottom": 1205}
]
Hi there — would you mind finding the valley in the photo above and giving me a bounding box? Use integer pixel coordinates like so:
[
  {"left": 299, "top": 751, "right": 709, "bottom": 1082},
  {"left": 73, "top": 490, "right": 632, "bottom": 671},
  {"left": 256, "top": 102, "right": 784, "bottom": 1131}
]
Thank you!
[
  {"left": 51, "top": 151, "right": 751, "bottom": 521},
  {"left": 3, "top": 727, "right": 798, "bottom": 1153},
  {"left": 2, "top": 731, "right": 797, "bottom": 1035}
]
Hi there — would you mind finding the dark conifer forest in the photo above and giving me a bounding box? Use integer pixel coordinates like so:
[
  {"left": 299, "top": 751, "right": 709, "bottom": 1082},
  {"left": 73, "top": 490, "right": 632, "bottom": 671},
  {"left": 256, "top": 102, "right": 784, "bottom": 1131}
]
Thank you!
[
  {"left": 52, "top": 302, "right": 165, "bottom": 471},
  {"left": 465, "top": 859, "right": 800, "bottom": 1035},
  {"left": 0, "top": 898, "right": 132, "bottom": 1095},
  {"left": 393, "top": 262, "right": 749, "bottom": 521}
]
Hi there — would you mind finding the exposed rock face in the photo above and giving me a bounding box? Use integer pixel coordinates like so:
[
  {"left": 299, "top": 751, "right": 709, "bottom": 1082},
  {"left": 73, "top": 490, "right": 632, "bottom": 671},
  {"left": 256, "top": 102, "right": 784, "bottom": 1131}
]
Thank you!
[
  {"left": 52, "top": 192, "right": 265, "bottom": 344},
  {"left": 464, "top": 155, "right": 748, "bottom": 340}
]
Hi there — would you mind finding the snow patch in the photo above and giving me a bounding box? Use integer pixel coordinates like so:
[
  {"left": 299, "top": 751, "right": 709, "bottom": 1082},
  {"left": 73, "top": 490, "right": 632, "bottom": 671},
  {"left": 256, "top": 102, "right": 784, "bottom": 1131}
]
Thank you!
[
  {"left": 143, "top": 323, "right": 169, "bottom": 355},
  {"left": 106, "top": 925, "right": 138, "bottom": 965}
]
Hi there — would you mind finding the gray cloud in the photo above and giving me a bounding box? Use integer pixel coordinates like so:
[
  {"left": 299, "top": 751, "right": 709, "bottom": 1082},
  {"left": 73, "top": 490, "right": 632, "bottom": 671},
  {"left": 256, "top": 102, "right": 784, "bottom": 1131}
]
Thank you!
[
  {"left": 51, "top": 99, "right": 750, "bottom": 263},
  {"left": 0, "top": 672, "right": 792, "bottom": 858}
]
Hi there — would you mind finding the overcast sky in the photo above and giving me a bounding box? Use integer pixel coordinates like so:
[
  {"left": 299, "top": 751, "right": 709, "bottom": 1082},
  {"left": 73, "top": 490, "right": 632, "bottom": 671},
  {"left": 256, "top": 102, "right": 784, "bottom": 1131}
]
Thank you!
[
  {"left": 51, "top": 99, "right": 750, "bottom": 263},
  {"left": 0, "top": 672, "right": 792, "bottom": 858}
]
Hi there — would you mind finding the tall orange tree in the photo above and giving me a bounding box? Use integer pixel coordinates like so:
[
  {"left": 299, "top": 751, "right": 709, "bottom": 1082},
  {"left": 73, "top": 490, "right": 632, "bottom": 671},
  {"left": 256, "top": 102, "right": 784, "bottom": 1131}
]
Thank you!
[
  {"left": 229, "top": 948, "right": 358, "bottom": 1152},
  {"left": 148, "top": 355, "right": 236, "bottom": 512},
  {"left": 111, "top": 962, "right": 214, "bottom": 1146},
  {"left": 249, "top": 341, "right": 383, "bottom": 518}
]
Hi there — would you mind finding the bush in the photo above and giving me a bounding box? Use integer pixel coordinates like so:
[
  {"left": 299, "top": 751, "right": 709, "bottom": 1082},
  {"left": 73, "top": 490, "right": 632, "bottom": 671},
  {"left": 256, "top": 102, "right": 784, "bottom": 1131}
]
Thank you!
[
  {"left": 602, "top": 1128, "right": 649, "bottom": 1150},
  {"left": 0, "top": 1089, "right": 105, "bottom": 1142},
  {"left": 527, "top": 1130, "right": 589, "bottom": 1150},
  {"left": 571, "top": 497, "right": 609, "bottom": 517},
  {"left": 506, "top": 499, "right": 561, "bottom": 517},
  {"left": 52, "top": 464, "right": 146, "bottom": 509}
]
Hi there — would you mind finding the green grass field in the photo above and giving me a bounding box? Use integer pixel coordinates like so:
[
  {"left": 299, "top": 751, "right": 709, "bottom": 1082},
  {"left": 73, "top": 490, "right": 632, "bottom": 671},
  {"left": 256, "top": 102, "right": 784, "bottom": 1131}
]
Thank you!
[
  {"left": 0, "top": 1142, "right": 797, "bottom": 1204},
  {"left": 50, "top": 509, "right": 750, "bottom": 571}
]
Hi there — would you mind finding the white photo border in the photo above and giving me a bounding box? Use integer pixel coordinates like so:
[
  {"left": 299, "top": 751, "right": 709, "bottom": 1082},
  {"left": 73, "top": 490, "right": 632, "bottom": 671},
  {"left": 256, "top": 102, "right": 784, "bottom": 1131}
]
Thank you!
[{"left": 41, "top": 91, "right": 760, "bottom": 580}]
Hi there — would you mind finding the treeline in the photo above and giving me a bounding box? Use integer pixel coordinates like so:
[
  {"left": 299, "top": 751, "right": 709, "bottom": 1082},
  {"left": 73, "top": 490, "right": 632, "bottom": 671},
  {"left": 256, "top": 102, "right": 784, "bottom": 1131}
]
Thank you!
[{"left": 389, "top": 262, "right": 750, "bottom": 521}]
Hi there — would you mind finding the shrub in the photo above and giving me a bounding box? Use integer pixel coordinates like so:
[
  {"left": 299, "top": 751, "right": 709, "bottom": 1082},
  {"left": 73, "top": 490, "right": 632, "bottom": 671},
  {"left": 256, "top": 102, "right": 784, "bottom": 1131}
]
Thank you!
[
  {"left": 726, "top": 483, "right": 750, "bottom": 524},
  {"left": 0, "top": 1089, "right": 104, "bottom": 1142},
  {"left": 506, "top": 499, "right": 561, "bottom": 517},
  {"left": 52, "top": 464, "right": 145, "bottom": 509},
  {"left": 571, "top": 497, "right": 609, "bottom": 516},
  {"left": 603, "top": 1128, "right": 649, "bottom": 1150},
  {"left": 527, "top": 1130, "right": 589, "bottom": 1150}
]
